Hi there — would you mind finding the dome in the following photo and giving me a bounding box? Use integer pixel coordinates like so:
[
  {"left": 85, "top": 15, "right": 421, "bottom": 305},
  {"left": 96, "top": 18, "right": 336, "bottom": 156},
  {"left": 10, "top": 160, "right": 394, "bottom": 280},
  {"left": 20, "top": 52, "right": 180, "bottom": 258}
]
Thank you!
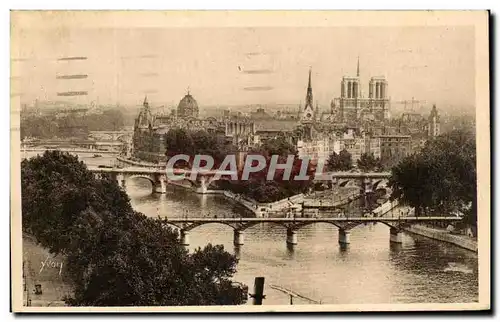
[{"left": 177, "top": 93, "right": 199, "bottom": 118}]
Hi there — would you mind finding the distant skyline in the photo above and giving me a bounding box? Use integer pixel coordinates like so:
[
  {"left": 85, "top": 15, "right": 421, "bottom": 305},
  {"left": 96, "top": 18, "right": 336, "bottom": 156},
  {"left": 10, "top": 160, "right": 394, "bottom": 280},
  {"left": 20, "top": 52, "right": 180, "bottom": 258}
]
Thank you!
[{"left": 12, "top": 24, "right": 475, "bottom": 112}]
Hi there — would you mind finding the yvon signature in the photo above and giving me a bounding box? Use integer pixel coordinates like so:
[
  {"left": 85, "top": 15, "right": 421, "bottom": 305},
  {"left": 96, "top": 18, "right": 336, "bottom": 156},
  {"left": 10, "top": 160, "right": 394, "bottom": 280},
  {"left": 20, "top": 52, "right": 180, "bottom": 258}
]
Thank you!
[{"left": 39, "top": 255, "right": 63, "bottom": 275}]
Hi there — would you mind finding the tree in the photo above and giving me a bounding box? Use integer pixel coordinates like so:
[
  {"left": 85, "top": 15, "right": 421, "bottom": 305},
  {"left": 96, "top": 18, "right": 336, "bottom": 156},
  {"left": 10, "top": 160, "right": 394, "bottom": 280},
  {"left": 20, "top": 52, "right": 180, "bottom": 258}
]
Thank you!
[
  {"left": 327, "top": 149, "right": 353, "bottom": 171},
  {"left": 357, "top": 153, "right": 382, "bottom": 172},
  {"left": 22, "top": 151, "right": 247, "bottom": 306},
  {"left": 164, "top": 128, "right": 195, "bottom": 161},
  {"left": 389, "top": 129, "right": 476, "bottom": 222},
  {"left": 259, "top": 137, "right": 297, "bottom": 158}
]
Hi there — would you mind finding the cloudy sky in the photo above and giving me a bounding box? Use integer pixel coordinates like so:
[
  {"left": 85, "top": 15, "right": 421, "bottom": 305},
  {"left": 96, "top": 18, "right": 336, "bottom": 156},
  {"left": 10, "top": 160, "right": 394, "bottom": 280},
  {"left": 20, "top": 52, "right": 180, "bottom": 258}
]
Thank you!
[{"left": 12, "top": 19, "right": 475, "bottom": 112}]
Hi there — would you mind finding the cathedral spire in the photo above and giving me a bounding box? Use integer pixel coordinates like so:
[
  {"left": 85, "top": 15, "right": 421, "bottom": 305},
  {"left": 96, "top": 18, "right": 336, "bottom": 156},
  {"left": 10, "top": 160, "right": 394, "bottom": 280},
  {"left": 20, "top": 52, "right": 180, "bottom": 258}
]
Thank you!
[
  {"left": 305, "top": 67, "right": 313, "bottom": 108},
  {"left": 143, "top": 95, "right": 149, "bottom": 108},
  {"left": 356, "top": 56, "right": 360, "bottom": 77}
]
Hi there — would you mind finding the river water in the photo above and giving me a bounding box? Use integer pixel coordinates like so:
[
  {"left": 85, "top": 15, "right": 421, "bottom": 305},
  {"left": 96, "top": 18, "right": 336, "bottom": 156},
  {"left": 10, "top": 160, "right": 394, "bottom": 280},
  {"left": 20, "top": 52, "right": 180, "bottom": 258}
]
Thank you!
[
  {"left": 126, "top": 180, "right": 478, "bottom": 305},
  {"left": 26, "top": 152, "right": 480, "bottom": 305}
]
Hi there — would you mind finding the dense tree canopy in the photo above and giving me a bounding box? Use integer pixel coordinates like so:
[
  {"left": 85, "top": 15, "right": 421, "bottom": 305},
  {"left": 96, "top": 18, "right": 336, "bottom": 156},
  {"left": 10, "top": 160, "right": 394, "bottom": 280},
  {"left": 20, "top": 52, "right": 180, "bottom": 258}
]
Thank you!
[
  {"left": 389, "top": 129, "right": 476, "bottom": 224},
  {"left": 164, "top": 129, "right": 235, "bottom": 167},
  {"left": 22, "top": 151, "right": 247, "bottom": 306},
  {"left": 357, "top": 153, "right": 382, "bottom": 172},
  {"left": 326, "top": 149, "right": 353, "bottom": 171},
  {"left": 21, "top": 109, "right": 125, "bottom": 139},
  {"left": 163, "top": 130, "right": 313, "bottom": 203}
]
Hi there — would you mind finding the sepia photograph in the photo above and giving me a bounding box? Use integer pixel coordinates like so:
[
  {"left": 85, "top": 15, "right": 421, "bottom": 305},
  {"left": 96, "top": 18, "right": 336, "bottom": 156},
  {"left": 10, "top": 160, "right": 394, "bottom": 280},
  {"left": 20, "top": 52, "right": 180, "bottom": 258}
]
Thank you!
[{"left": 9, "top": 10, "right": 490, "bottom": 312}]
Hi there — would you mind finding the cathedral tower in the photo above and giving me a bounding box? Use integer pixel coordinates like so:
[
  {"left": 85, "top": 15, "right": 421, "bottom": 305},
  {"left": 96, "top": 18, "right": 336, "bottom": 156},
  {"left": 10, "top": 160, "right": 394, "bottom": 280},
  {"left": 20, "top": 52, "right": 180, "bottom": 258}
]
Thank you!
[{"left": 339, "top": 58, "right": 362, "bottom": 122}]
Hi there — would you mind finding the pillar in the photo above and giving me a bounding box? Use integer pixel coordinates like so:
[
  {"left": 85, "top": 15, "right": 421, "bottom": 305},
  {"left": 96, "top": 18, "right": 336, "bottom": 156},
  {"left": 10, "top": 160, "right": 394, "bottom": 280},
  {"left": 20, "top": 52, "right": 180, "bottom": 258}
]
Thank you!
[
  {"left": 116, "top": 174, "right": 125, "bottom": 188},
  {"left": 389, "top": 227, "right": 403, "bottom": 243},
  {"left": 180, "top": 230, "right": 190, "bottom": 246},
  {"left": 154, "top": 175, "right": 167, "bottom": 194},
  {"left": 154, "top": 179, "right": 167, "bottom": 193},
  {"left": 338, "top": 229, "right": 351, "bottom": 245},
  {"left": 233, "top": 230, "right": 245, "bottom": 246},
  {"left": 286, "top": 229, "right": 298, "bottom": 245},
  {"left": 196, "top": 176, "right": 208, "bottom": 194}
]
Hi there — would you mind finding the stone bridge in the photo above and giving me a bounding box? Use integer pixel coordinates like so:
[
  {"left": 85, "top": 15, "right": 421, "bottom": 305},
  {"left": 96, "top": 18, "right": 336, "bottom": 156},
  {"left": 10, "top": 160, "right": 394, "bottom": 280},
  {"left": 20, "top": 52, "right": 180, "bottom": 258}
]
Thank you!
[
  {"left": 161, "top": 216, "right": 462, "bottom": 247},
  {"left": 316, "top": 171, "right": 392, "bottom": 195},
  {"left": 88, "top": 130, "right": 133, "bottom": 142},
  {"left": 88, "top": 166, "right": 236, "bottom": 194}
]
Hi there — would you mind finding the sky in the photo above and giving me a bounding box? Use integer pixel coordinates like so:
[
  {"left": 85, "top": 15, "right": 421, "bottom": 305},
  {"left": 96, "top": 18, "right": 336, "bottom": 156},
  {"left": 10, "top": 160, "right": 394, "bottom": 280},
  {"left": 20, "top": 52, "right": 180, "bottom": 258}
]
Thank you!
[{"left": 11, "top": 24, "right": 475, "bottom": 113}]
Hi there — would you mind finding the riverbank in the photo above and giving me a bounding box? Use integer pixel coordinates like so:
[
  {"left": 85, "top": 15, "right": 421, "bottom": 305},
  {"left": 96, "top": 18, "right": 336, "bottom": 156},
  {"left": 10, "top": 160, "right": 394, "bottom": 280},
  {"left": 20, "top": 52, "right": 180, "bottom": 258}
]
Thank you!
[
  {"left": 116, "top": 155, "right": 164, "bottom": 169},
  {"left": 404, "top": 224, "right": 477, "bottom": 253},
  {"left": 22, "top": 147, "right": 119, "bottom": 156},
  {"left": 222, "top": 190, "right": 304, "bottom": 217},
  {"left": 22, "top": 233, "right": 71, "bottom": 307}
]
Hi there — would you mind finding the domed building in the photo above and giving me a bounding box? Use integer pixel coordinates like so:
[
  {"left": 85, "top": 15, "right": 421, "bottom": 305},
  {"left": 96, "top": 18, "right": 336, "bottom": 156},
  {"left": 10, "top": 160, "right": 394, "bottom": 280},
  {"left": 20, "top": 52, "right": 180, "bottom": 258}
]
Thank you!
[{"left": 177, "top": 91, "right": 199, "bottom": 118}]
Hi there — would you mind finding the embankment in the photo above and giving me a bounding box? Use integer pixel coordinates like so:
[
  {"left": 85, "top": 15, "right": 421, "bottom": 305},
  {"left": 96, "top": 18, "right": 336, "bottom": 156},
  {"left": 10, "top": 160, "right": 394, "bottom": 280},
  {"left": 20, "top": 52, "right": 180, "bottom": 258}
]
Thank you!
[{"left": 404, "top": 224, "right": 477, "bottom": 252}]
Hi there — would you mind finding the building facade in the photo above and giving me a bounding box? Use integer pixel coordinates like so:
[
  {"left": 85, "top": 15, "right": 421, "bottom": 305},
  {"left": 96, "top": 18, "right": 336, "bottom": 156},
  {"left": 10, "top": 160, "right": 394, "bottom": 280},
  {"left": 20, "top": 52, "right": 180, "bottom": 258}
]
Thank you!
[
  {"left": 296, "top": 138, "right": 330, "bottom": 164},
  {"left": 377, "top": 134, "right": 412, "bottom": 168},
  {"left": 334, "top": 59, "right": 390, "bottom": 124},
  {"left": 426, "top": 104, "right": 441, "bottom": 138}
]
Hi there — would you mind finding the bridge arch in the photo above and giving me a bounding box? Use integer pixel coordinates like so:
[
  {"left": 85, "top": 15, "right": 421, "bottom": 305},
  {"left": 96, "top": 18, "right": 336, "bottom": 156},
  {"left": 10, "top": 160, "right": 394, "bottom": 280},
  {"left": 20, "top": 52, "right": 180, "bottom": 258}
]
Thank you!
[
  {"left": 160, "top": 220, "right": 243, "bottom": 232},
  {"left": 124, "top": 174, "right": 157, "bottom": 193},
  {"left": 90, "top": 133, "right": 114, "bottom": 141},
  {"left": 117, "top": 133, "right": 132, "bottom": 143},
  {"left": 292, "top": 220, "right": 368, "bottom": 231},
  {"left": 237, "top": 220, "right": 291, "bottom": 232},
  {"left": 377, "top": 220, "right": 405, "bottom": 231}
]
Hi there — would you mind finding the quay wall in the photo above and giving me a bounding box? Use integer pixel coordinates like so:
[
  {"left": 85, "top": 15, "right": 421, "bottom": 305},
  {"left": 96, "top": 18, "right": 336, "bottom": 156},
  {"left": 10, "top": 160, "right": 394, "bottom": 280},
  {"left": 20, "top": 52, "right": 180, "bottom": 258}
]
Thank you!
[
  {"left": 222, "top": 191, "right": 304, "bottom": 217},
  {"left": 404, "top": 224, "right": 478, "bottom": 253},
  {"left": 22, "top": 148, "right": 119, "bottom": 155}
]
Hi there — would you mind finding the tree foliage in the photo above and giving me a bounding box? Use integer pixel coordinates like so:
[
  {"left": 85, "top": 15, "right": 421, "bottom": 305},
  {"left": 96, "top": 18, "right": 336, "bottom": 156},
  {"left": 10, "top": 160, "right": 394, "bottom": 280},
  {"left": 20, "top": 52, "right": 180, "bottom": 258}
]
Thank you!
[
  {"left": 21, "top": 109, "right": 125, "bottom": 139},
  {"left": 22, "top": 151, "right": 247, "bottom": 306},
  {"left": 163, "top": 131, "right": 313, "bottom": 203},
  {"left": 327, "top": 149, "right": 353, "bottom": 171},
  {"left": 389, "top": 129, "right": 476, "bottom": 223},
  {"left": 357, "top": 153, "right": 382, "bottom": 172},
  {"left": 231, "top": 137, "right": 313, "bottom": 203}
]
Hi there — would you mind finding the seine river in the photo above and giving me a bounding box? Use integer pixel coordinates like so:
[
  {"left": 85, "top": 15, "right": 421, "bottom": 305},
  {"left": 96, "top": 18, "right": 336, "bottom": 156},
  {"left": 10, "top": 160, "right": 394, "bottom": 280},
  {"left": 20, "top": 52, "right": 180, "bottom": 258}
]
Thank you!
[
  {"left": 125, "top": 181, "right": 478, "bottom": 305},
  {"left": 28, "top": 152, "right": 480, "bottom": 305}
]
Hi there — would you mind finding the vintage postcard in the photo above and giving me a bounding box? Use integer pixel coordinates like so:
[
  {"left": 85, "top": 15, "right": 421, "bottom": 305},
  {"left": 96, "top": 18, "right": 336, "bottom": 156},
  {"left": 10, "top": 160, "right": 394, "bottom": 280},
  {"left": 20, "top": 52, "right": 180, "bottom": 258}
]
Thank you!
[{"left": 10, "top": 11, "right": 490, "bottom": 312}]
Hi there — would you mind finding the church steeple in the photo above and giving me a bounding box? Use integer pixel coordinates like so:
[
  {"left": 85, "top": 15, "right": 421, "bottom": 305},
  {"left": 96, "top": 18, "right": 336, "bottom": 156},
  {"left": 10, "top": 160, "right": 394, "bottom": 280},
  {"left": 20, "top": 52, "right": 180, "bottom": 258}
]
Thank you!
[
  {"left": 143, "top": 95, "right": 149, "bottom": 109},
  {"left": 305, "top": 67, "right": 313, "bottom": 108},
  {"left": 356, "top": 56, "right": 360, "bottom": 77},
  {"left": 300, "top": 68, "right": 315, "bottom": 124}
]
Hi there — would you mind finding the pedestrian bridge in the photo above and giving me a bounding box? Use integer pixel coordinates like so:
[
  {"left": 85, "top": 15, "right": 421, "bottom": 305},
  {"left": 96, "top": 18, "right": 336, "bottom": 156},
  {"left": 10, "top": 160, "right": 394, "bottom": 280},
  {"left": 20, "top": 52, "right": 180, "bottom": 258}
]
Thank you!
[{"left": 161, "top": 216, "right": 461, "bottom": 247}]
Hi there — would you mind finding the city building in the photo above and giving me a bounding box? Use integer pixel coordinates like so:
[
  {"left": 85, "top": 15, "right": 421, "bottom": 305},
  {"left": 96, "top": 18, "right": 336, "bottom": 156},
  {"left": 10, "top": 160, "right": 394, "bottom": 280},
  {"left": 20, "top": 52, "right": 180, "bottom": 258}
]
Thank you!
[
  {"left": 132, "top": 93, "right": 229, "bottom": 162},
  {"left": 426, "top": 104, "right": 441, "bottom": 138},
  {"left": 377, "top": 134, "right": 412, "bottom": 167},
  {"left": 296, "top": 138, "right": 330, "bottom": 164},
  {"left": 176, "top": 90, "right": 199, "bottom": 118}
]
